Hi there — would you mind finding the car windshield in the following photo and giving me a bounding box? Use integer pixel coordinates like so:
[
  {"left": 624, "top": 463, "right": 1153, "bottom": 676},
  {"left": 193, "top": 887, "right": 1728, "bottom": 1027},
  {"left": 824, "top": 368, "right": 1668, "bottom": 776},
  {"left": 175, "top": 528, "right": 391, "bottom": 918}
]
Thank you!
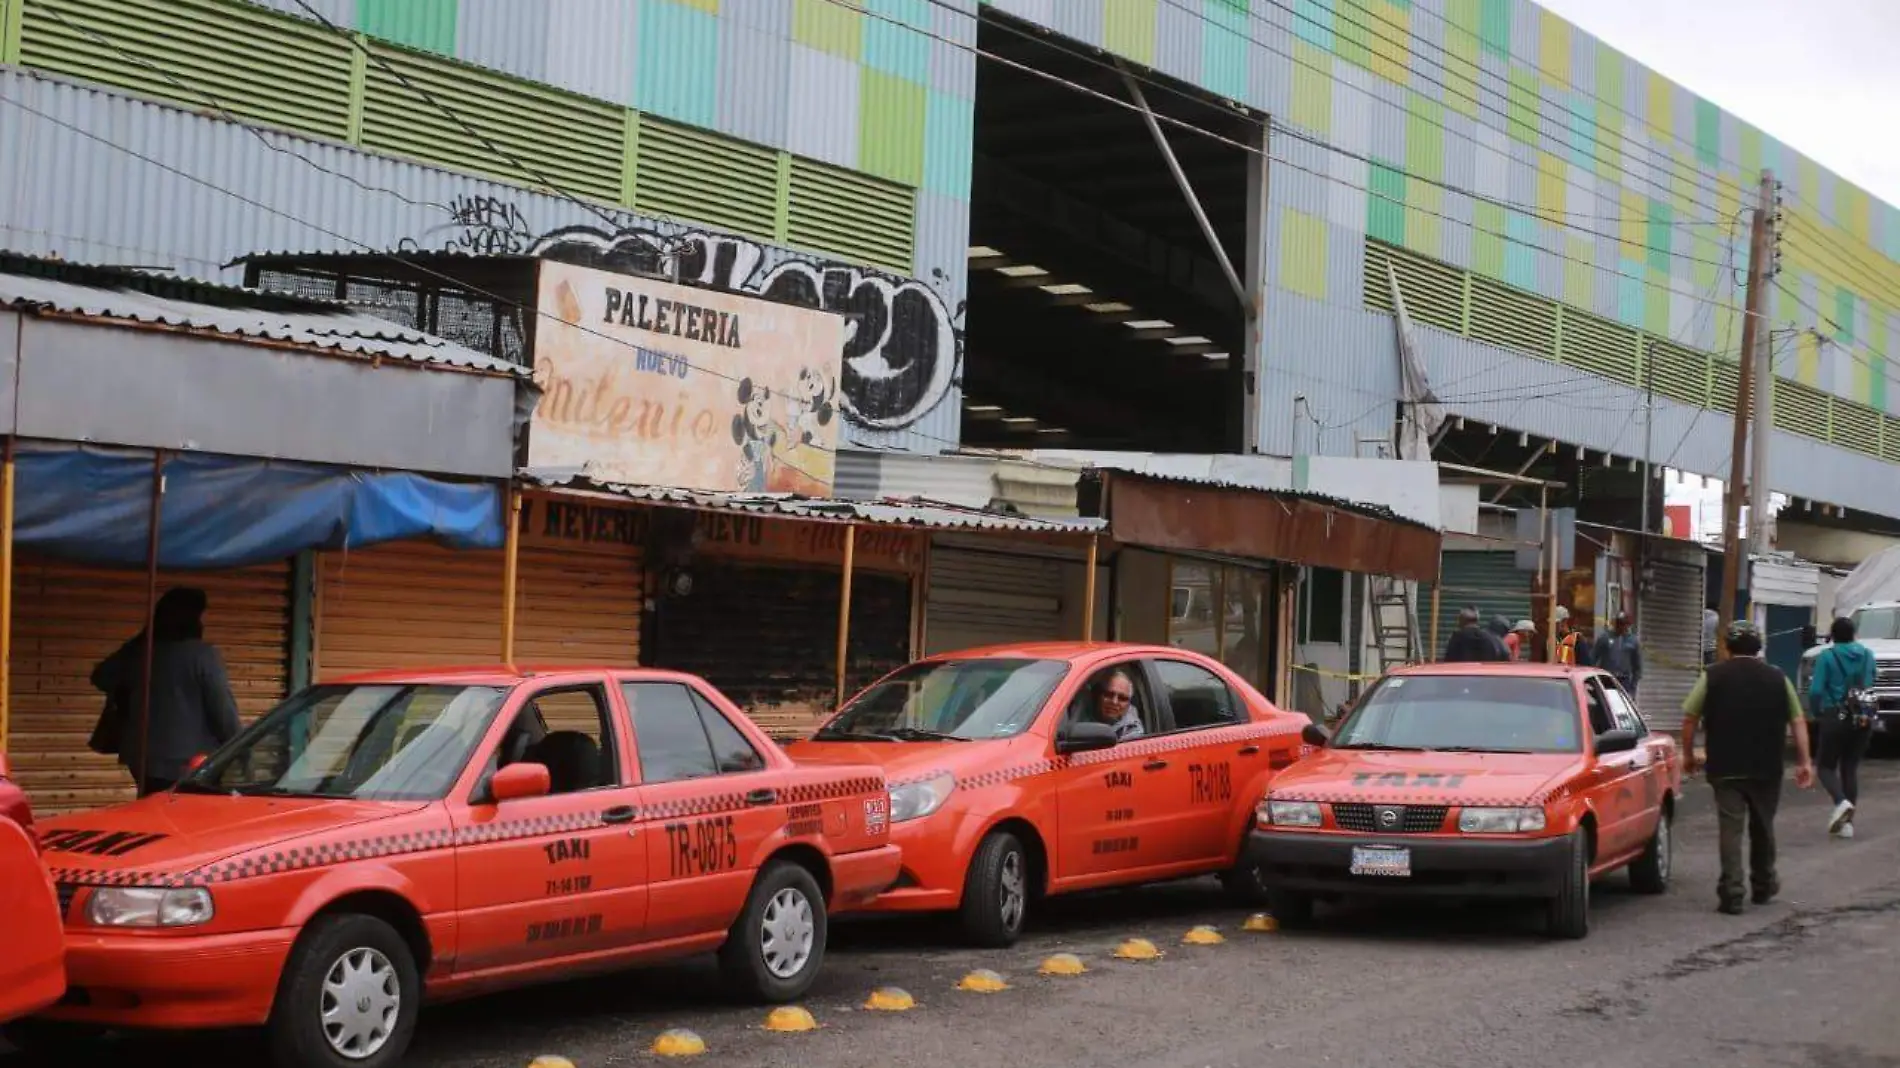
[
  {"left": 180, "top": 684, "right": 509, "bottom": 801},
  {"left": 1852, "top": 607, "right": 1900, "bottom": 641},
  {"left": 815, "top": 658, "right": 1069, "bottom": 741},
  {"left": 1332, "top": 674, "right": 1583, "bottom": 754}
]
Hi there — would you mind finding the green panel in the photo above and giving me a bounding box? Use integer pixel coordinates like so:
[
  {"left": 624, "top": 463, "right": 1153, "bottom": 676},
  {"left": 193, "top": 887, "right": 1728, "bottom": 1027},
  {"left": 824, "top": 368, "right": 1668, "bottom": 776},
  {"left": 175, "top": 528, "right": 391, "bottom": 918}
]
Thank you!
[
  {"left": 360, "top": 41, "right": 625, "bottom": 202},
  {"left": 1440, "top": 0, "right": 1479, "bottom": 117},
  {"left": 1477, "top": 0, "right": 1510, "bottom": 58},
  {"left": 1471, "top": 200, "right": 1506, "bottom": 279},
  {"left": 1693, "top": 98, "right": 1721, "bottom": 166},
  {"left": 0, "top": 0, "right": 21, "bottom": 64},
  {"left": 786, "top": 157, "right": 915, "bottom": 272},
  {"left": 1644, "top": 199, "right": 1673, "bottom": 274},
  {"left": 1505, "top": 64, "right": 1538, "bottom": 144},
  {"left": 1643, "top": 271, "right": 1670, "bottom": 335},
  {"left": 356, "top": 0, "right": 455, "bottom": 55},
  {"left": 1334, "top": 0, "right": 1372, "bottom": 69},
  {"left": 792, "top": 0, "right": 861, "bottom": 59},
  {"left": 1102, "top": 0, "right": 1159, "bottom": 66},
  {"left": 858, "top": 69, "right": 926, "bottom": 187},
  {"left": 20, "top": 0, "right": 354, "bottom": 139},
  {"left": 1834, "top": 286, "right": 1855, "bottom": 342},
  {"left": 1367, "top": 161, "right": 1406, "bottom": 244},
  {"left": 633, "top": 115, "right": 778, "bottom": 237},
  {"left": 1403, "top": 92, "right": 1444, "bottom": 182}
]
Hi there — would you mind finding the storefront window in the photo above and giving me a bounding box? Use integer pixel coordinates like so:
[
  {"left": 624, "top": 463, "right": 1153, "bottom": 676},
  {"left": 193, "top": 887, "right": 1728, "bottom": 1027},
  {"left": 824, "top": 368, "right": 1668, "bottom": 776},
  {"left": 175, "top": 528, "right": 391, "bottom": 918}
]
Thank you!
[
  {"left": 1167, "top": 560, "right": 1273, "bottom": 693},
  {"left": 1167, "top": 562, "right": 1219, "bottom": 657}
]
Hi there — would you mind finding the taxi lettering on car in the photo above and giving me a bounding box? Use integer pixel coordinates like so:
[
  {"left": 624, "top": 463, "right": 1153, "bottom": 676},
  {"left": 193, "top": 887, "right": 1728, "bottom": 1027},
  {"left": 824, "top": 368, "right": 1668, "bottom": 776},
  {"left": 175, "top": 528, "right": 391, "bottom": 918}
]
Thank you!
[
  {"left": 18, "top": 667, "right": 898, "bottom": 1068},
  {"left": 787, "top": 642, "right": 1321, "bottom": 947},
  {"left": 1249, "top": 663, "right": 1681, "bottom": 939}
]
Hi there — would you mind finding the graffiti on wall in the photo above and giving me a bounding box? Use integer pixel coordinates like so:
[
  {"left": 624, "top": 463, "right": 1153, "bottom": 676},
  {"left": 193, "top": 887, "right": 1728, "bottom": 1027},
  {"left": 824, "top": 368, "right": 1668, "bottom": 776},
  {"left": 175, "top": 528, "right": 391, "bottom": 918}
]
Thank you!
[{"left": 527, "top": 225, "right": 960, "bottom": 432}]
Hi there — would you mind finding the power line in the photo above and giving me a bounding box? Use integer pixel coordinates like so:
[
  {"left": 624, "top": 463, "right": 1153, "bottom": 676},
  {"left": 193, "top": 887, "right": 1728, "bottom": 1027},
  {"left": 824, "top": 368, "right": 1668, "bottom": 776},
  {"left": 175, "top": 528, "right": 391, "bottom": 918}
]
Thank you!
[{"left": 1782, "top": 210, "right": 1900, "bottom": 312}]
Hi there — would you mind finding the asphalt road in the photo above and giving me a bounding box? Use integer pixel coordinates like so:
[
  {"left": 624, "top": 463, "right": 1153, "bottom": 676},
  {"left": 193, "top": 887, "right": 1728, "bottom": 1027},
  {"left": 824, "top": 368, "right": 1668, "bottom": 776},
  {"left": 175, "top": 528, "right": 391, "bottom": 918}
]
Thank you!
[{"left": 10, "top": 761, "right": 1899, "bottom": 1068}]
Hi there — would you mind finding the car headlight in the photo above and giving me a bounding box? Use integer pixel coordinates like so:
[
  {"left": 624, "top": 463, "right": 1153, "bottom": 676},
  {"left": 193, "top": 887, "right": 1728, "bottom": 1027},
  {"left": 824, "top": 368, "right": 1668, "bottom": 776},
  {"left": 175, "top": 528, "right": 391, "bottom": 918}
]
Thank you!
[
  {"left": 890, "top": 772, "right": 956, "bottom": 823},
  {"left": 86, "top": 886, "right": 215, "bottom": 928},
  {"left": 1457, "top": 807, "right": 1548, "bottom": 834},
  {"left": 1263, "top": 800, "right": 1323, "bottom": 828}
]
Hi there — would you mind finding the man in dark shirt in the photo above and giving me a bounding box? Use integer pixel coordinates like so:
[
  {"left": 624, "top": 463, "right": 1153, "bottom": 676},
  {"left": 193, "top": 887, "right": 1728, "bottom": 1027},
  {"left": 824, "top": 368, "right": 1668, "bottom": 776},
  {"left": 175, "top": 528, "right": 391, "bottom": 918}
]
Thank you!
[
  {"left": 1681, "top": 620, "right": 1815, "bottom": 915},
  {"left": 1442, "top": 607, "right": 1508, "bottom": 662}
]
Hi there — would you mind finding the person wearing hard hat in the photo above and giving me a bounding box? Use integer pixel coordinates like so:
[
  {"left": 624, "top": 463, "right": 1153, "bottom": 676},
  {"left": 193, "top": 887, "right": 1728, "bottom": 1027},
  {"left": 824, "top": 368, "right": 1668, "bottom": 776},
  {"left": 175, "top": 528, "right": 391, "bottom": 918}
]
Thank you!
[
  {"left": 1556, "top": 606, "right": 1587, "bottom": 666},
  {"left": 1507, "top": 619, "right": 1535, "bottom": 661}
]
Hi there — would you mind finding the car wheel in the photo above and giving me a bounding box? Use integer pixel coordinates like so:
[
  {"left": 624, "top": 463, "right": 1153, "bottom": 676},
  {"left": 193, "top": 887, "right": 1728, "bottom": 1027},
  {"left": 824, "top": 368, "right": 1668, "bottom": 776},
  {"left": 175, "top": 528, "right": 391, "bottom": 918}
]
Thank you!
[
  {"left": 719, "top": 859, "right": 827, "bottom": 1003},
  {"left": 1218, "top": 835, "right": 1273, "bottom": 907},
  {"left": 1628, "top": 808, "right": 1672, "bottom": 894},
  {"left": 1264, "top": 888, "right": 1315, "bottom": 928},
  {"left": 267, "top": 913, "right": 419, "bottom": 1068},
  {"left": 959, "top": 830, "right": 1029, "bottom": 948},
  {"left": 1545, "top": 829, "right": 1591, "bottom": 940}
]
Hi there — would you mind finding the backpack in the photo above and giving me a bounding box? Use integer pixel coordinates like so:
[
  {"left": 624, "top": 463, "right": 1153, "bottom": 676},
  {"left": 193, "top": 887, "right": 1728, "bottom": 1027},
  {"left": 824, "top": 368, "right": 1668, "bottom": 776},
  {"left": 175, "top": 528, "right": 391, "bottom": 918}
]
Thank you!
[{"left": 1823, "top": 646, "right": 1878, "bottom": 730}]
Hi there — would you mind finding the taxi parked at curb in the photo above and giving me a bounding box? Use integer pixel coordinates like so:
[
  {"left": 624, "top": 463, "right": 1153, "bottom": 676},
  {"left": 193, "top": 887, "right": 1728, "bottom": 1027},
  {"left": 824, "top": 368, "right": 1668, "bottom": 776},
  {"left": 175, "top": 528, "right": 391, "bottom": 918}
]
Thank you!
[
  {"left": 15, "top": 667, "right": 898, "bottom": 1068},
  {"left": 787, "top": 642, "right": 1321, "bottom": 947},
  {"left": 1250, "top": 663, "right": 1680, "bottom": 939},
  {"left": 0, "top": 752, "right": 67, "bottom": 1024}
]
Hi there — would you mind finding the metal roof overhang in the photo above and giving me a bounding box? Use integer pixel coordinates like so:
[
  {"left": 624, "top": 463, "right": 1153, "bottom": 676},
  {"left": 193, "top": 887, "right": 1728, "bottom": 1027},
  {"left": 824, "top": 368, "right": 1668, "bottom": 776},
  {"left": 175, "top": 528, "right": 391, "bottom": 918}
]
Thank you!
[
  {"left": 0, "top": 263, "right": 529, "bottom": 480},
  {"left": 1095, "top": 469, "right": 1443, "bottom": 582}
]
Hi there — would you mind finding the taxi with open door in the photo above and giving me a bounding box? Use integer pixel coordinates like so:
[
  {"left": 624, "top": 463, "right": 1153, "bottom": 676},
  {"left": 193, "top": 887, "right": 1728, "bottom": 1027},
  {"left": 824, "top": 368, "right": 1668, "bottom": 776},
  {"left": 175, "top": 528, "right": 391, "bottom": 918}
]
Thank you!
[
  {"left": 15, "top": 667, "right": 898, "bottom": 1068},
  {"left": 786, "top": 642, "right": 1319, "bottom": 947},
  {"left": 0, "top": 752, "right": 67, "bottom": 1025},
  {"left": 1249, "top": 662, "right": 1681, "bottom": 939}
]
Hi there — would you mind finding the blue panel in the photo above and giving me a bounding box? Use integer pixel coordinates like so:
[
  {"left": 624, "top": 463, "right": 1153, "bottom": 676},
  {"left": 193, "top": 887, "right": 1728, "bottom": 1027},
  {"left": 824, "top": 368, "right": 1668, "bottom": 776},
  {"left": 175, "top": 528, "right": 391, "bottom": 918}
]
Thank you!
[
  {"left": 1503, "top": 210, "right": 1537, "bottom": 288},
  {"left": 864, "top": 0, "right": 931, "bottom": 81},
  {"left": 1616, "top": 257, "right": 1645, "bottom": 326},
  {"left": 634, "top": 0, "right": 719, "bottom": 127},
  {"left": 923, "top": 91, "right": 974, "bottom": 198},
  {"left": 1293, "top": 0, "right": 1334, "bottom": 49}
]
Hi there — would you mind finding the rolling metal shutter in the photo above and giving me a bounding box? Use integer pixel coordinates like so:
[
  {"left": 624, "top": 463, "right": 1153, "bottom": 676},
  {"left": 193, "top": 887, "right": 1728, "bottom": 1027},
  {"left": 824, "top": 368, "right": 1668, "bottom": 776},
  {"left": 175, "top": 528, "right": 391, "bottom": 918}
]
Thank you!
[
  {"left": 1420, "top": 550, "right": 1532, "bottom": 656},
  {"left": 646, "top": 561, "right": 911, "bottom": 741},
  {"left": 1637, "top": 560, "right": 1704, "bottom": 733},
  {"left": 315, "top": 541, "right": 640, "bottom": 680},
  {"left": 924, "top": 548, "right": 1067, "bottom": 656},
  {"left": 10, "top": 558, "right": 290, "bottom": 814}
]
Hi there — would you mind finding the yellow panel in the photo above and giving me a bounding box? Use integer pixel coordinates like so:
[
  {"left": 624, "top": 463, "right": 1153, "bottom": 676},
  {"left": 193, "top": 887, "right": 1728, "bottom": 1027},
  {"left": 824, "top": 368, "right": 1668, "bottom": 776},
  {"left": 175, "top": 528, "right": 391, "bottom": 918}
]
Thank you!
[
  {"left": 11, "top": 559, "right": 290, "bottom": 814},
  {"left": 1536, "top": 151, "right": 1566, "bottom": 221},
  {"left": 1647, "top": 72, "right": 1673, "bottom": 143},
  {"left": 1404, "top": 177, "right": 1443, "bottom": 259},
  {"left": 1619, "top": 189, "right": 1646, "bottom": 260},
  {"left": 1537, "top": 10, "right": 1570, "bottom": 84},
  {"left": 1369, "top": 0, "right": 1409, "bottom": 85},
  {"left": 1564, "top": 236, "right": 1595, "bottom": 307},
  {"left": 1796, "top": 326, "right": 1821, "bottom": 385}
]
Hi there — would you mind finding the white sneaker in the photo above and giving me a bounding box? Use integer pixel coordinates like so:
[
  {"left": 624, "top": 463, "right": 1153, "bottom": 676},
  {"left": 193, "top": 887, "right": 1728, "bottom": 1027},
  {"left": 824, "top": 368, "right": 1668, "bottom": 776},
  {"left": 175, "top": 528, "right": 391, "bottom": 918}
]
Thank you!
[
  {"left": 1840, "top": 823, "right": 1856, "bottom": 839},
  {"left": 1829, "top": 799, "right": 1855, "bottom": 834}
]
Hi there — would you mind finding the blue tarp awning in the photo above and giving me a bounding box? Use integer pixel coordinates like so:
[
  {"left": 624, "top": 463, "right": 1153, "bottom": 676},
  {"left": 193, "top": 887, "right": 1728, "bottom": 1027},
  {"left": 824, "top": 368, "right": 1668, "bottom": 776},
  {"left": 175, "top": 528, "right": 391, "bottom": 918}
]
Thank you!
[{"left": 14, "top": 443, "right": 503, "bottom": 569}]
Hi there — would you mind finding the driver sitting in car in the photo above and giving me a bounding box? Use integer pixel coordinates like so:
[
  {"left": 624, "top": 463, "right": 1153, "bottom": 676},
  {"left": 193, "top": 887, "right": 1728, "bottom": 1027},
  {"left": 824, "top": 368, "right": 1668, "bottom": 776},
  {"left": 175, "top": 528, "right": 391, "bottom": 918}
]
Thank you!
[{"left": 1094, "top": 670, "right": 1145, "bottom": 740}]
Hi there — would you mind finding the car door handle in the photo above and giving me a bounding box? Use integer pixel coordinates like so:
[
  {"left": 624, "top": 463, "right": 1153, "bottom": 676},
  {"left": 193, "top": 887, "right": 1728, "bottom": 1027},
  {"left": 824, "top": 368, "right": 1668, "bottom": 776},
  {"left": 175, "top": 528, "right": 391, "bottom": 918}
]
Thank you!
[
  {"left": 601, "top": 805, "right": 637, "bottom": 825},
  {"left": 745, "top": 788, "right": 778, "bottom": 806},
  {"left": 1143, "top": 759, "right": 1168, "bottom": 771},
  {"left": 1238, "top": 745, "right": 1261, "bottom": 756}
]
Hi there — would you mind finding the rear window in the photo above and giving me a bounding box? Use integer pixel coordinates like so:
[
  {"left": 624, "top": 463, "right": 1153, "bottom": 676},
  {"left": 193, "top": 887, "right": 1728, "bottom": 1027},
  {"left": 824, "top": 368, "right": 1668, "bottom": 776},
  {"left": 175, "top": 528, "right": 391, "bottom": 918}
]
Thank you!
[{"left": 1333, "top": 674, "right": 1583, "bottom": 754}]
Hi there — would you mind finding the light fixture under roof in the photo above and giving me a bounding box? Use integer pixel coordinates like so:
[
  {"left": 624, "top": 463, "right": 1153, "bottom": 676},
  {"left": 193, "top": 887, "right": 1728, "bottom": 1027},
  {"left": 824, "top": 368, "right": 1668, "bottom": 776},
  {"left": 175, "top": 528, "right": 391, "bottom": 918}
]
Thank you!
[
  {"left": 995, "top": 264, "right": 1049, "bottom": 278},
  {"left": 1084, "top": 301, "right": 1134, "bottom": 314},
  {"left": 1165, "top": 335, "right": 1214, "bottom": 345},
  {"left": 1200, "top": 351, "right": 1230, "bottom": 361},
  {"left": 964, "top": 403, "right": 1003, "bottom": 416},
  {"left": 1037, "top": 426, "right": 1069, "bottom": 435},
  {"left": 1000, "top": 416, "right": 1038, "bottom": 426},
  {"left": 1123, "top": 319, "right": 1174, "bottom": 330},
  {"left": 1039, "top": 283, "right": 1092, "bottom": 295},
  {"left": 967, "top": 245, "right": 1004, "bottom": 258}
]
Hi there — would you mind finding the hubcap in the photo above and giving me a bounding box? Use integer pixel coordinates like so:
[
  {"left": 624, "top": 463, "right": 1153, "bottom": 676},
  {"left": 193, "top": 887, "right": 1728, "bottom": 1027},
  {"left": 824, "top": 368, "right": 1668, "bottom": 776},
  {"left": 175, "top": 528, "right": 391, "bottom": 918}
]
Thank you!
[
  {"left": 999, "top": 849, "right": 1026, "bottom": 931},
  {"left": 1656, "top": 818, "right": 1672, "bottom": 881},
  {"left": 320, "top": 947, "right": 400, "bottom": 1060},
  {"left": 761, "top": 887, "right": 815, "bottom": 979}
]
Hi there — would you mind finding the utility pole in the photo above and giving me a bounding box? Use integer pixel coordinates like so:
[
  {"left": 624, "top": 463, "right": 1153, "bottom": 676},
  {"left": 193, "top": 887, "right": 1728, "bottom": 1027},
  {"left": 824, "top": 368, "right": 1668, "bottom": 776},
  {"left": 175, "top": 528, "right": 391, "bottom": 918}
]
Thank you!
[
  {"left": 1717, "top": 171, "right": 1777, "bottom": 647},
  {"left": 1747, "top": 174, "right": 1782, "bottom": 555}
]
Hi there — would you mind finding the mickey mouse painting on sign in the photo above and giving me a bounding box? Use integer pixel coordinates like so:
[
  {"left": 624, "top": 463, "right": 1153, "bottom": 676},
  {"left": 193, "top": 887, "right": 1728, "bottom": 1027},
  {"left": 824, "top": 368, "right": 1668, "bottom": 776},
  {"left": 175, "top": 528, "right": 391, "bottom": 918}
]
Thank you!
[{"left": 728, "top": 367, "right": 835, "bottom": 496}]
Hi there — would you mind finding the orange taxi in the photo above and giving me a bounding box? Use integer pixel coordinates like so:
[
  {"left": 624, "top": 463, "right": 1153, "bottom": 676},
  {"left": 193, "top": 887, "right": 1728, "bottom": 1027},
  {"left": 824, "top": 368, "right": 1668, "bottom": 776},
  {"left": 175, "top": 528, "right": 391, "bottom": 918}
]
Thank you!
[
  {"left": 19, "top": 667, "right": 897, "bottom": 1068},
  {"left": 0, "top": 752, "right": 66, "bottom": 1024},
  {"left": 1250, "top": 663, "right": 1682, "bottom": 939},
  {"left": 787, "top": 643, "right": 1321, "bottom": 947}
]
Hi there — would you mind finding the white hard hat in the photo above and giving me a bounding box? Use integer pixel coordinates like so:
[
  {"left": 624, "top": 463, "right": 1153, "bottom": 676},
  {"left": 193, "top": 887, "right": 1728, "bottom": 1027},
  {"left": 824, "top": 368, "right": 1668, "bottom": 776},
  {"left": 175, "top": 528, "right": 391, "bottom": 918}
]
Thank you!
[
  {"left": 1513, "top": 619, "right": 1535, "bottom": 633},
  {"left": 1555, "top": 606, "right": 1570, "bottom": 622}
]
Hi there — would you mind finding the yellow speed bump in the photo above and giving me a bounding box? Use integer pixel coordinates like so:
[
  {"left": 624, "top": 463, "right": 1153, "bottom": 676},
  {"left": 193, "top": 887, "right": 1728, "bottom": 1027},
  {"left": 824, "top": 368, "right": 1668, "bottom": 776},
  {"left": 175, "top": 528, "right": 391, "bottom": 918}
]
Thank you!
[
  {"left": 651, "top": 1029, "right": 707, "bottom": 1057},
  {"left": 1112, "top": 937, "right": 1162, "bottom": 961},
  {"left": 1182, "top": 925, "right": 1225, "bottom": 945},
  {"left": 864, "top": 986, "right": 916, "bottom": 1012},
  {"left": 1242, "top": 913, "right": 1279, "bottom": 933},
  {"left": 1038, "top": 952, "right": 1087, "bottom": 976},
  {"left": 528, "top": 1058, "right": 576, "bottom": 1068},
  {"left": 956, "top": 969, "right": 1010, "bottom": 993},
  {"left": 764, "top": 1006, "right": 819, "bottom": 1032}
]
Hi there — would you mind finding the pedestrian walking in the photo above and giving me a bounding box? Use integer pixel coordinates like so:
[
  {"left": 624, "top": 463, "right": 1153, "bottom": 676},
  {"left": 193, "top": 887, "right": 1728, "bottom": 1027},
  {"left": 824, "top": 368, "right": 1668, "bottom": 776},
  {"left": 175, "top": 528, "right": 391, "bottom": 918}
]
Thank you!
[
  {"left": 1680, "top": 620, "right": 1816, "bottom": 915},
  {"left": 1593, "top": 612, "right": 1643, "bottom": 694},
  {"left": 88, "top": 587, "right": 243, "bottom": 797},
  {"left": 1442, "top": 607, "right": 1508, "bottom": 662},
  {"left": 1808, "top": 615, "right": 1878, "bottom": 839}
]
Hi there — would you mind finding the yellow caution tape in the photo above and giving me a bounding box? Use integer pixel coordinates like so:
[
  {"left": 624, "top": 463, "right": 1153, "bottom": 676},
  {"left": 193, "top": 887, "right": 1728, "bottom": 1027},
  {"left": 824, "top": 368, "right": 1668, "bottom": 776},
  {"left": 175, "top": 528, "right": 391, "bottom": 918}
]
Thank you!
[
  {"left": 763, "top": 1006, "right": 819, "bottom": 1032},
  {"left": 956, "top": 969, "right": 1010, "bottom": 993},
  {"left": 1039, "top": 953, "right": 1088, "bottom": 976},
  {"left": 863, "top": 987, "right": 916, "bottom": 1011},
  {"left": 1181, "top": 925, "right": 1225, "bottom": 945},
  {"left": 1113, "top": 937, "right": 1162, "bottom": 961},
  {"left": 651, "top": 1029, "right": 707, "bottom": 1057}
]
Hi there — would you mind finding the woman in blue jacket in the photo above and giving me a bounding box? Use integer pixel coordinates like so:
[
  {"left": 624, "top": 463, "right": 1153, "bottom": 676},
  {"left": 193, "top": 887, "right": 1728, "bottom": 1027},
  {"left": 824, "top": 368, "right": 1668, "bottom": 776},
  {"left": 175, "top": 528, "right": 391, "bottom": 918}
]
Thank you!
[{"left": 1808, "top": 616, "right": 1878, "bottom": 838}]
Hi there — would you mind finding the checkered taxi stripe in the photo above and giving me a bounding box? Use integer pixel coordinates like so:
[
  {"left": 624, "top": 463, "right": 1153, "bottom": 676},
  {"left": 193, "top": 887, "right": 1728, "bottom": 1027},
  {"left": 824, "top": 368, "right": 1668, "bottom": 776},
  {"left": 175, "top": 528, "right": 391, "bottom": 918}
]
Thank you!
[
  {"left": 44, "top": 774, "right": 889, "bottom": 890},
  {"left": 1268, "top": 786, "right": 1561, "bottom": 808},
  {"left": 891, "top": 722, "right": 1311, "bottom": 793}
]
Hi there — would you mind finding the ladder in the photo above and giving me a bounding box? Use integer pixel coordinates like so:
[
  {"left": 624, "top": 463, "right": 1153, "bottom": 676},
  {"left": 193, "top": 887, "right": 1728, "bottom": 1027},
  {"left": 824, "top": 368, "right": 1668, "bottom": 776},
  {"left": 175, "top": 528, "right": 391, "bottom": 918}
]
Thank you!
[{"left": 1371, "top": 579, "right": 1421, "bottom": 673}]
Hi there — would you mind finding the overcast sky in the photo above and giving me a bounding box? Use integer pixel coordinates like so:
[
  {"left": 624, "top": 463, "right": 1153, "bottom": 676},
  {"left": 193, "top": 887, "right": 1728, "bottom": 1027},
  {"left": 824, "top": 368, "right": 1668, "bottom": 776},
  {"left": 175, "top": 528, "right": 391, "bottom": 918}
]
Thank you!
[
  {"left": 1535, "top": 0, "right": 1899, "bottom": 537},
  {"left": 1538, "top": 0, "right": 1900, "bottom": 206}
]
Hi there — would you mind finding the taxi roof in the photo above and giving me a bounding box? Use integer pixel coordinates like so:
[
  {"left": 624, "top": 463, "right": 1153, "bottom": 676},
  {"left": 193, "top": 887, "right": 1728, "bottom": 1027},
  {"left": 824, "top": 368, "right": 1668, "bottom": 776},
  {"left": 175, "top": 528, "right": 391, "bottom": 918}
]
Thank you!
[
  {"left": 925, "top": 641, "right": 1190, "bottom": 663},
  {"left": 321, "top": 665, "right": 705, "bottom": 687}
]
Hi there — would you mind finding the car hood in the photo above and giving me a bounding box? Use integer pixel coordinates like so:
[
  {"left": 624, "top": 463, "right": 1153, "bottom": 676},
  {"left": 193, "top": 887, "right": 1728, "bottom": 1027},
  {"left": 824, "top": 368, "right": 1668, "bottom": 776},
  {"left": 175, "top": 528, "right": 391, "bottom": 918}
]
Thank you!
[
  {"left": 786, "top": 738, "right": 1022, "bottom": 782},
  {"left": 36, "top": 792, "right": 428, "bottom": 881},
  {"left": 1268, "top": 749, "right": 1584, "bottom": 807},
  {"left": 1802, "top": 638, "right": 1900, "bottom": 662}
]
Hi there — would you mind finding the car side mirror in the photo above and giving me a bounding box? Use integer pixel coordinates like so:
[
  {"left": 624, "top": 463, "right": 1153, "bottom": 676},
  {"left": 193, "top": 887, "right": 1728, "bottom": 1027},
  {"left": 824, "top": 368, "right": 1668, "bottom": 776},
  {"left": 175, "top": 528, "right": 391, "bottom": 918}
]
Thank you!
[
  {"left": 1595, "top": 729, "right": 1641, "bottom": 755},
  {"left": 1301, "top": 723, "right": 1331, "bottom": 748},
  {"left": 1056, "top": 720, "right": 1120, "bottom": 755},
  {"left": 486, "top": 762, "right": 551, "bottom": 804}
]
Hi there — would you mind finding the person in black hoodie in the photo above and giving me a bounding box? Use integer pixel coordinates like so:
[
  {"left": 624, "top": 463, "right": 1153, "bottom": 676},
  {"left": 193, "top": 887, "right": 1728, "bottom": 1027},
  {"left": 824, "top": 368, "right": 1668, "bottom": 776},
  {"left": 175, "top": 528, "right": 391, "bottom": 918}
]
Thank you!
[{"left": 1443, "top": 607, "right": 1509, "bottom": 662}]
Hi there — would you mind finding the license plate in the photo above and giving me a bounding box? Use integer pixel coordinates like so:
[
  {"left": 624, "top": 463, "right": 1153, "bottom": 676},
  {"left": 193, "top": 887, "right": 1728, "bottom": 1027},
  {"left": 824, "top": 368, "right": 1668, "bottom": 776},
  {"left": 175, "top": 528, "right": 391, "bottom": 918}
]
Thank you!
[{"left": 1350, "top": 845, "right": 1412, "bottom": 877}]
